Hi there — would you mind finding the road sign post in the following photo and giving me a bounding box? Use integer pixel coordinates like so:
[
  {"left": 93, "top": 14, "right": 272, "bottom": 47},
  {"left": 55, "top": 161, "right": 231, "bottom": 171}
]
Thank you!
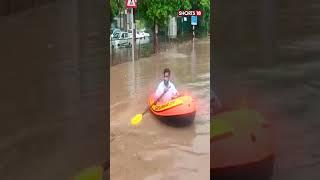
[
  {"left": 193, "top": 25, "right": 195, "bottom": 37},
  {"left": 126, "top": 0, "right": 137, "bottom": 61},
  {"left": 191, "top": 16, "right": 197, "bottom": 38},
  {"left": 131, "top": 8, "right": 135, "bottom": 61}
]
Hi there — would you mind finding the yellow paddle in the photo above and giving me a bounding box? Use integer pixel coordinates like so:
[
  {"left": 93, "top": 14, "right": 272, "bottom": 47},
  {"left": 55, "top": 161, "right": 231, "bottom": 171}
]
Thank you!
[{"left": 131, "top": 88, "right": 169, "bottom": 126}]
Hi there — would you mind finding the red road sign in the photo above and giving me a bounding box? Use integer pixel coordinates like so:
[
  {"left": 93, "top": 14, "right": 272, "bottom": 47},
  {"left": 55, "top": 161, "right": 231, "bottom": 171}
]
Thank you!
[{"left": 126, "top": 0, "right": 137, "bottom": 8}]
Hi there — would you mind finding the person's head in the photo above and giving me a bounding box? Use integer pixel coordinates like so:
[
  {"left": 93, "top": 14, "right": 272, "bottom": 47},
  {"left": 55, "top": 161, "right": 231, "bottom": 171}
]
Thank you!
[{"left": 163, "top": 68, "right": 171, "bottom": 86}]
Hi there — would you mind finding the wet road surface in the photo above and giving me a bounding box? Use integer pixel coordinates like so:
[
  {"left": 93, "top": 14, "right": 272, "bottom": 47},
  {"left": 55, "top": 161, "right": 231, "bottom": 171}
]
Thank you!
[{"left": 110, "top": 38, "right": 210, "bottom": 180}]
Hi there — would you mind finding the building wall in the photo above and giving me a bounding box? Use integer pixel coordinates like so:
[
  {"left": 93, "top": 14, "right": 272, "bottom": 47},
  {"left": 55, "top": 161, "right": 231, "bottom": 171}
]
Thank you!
[
  {"left": 0, "top": 0, "right": 56, "bottom": 16},
  {"left": 0, "top": 0, "right": 107, "bottom": 179},
  {"left": 0, "top": 0, "right": 9, "bottom": 15}
]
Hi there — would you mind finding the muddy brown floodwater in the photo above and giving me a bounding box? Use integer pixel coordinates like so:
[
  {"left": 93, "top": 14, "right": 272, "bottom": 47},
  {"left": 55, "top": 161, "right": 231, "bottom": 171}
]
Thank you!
[{"left": 110, "top": 38, "right": 210, "bottom": 180}]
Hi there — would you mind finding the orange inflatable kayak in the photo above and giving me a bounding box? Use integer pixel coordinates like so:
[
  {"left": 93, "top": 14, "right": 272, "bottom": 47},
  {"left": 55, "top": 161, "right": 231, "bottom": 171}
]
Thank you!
[{"left": 148, "top": 94, "right": 196, "bottom": 125}]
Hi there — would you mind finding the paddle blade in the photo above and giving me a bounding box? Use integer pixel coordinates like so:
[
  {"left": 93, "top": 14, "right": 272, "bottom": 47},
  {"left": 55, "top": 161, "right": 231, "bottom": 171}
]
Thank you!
[{"left": 131, "top": 114, "right": 143, "bottom": 125}]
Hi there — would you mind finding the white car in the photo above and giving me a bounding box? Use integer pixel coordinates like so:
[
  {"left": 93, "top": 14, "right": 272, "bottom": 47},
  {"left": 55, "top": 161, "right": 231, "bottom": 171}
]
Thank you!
[
  {"left": 140, "top": 31, "right": 150, "bottom": 38},
  {"left": 128, "top": 29, "right": 150, "bottom": 39},
  {"left": 138, "top": 28, "right": 151, "bottom": 38},
  {"left": 136, "top": 36, "right": 150, "bottom": 45},
  {"left": 111, "top": 32, "right": 132, "bottom": 48},
  {"left": 110, "top": 28, "right": 121, "bottom": 38},
  {"left": 136, "top": 31, "right": 147, "bottom": 39},
  {"left": 127, "top": 29, "right": 134, "bottom": 38}
]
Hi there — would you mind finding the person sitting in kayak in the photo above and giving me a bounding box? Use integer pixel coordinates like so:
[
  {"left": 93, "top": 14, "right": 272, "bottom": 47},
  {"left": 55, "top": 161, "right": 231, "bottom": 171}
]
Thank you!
[{"left": 155, "top": 68, "right": 180, "bottom": 102}]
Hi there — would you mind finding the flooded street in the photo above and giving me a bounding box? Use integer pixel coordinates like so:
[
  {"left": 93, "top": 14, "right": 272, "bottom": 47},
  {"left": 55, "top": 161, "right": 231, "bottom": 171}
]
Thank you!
[
  {"left": 110, "top": 38, "right": 210, "bottom": 180},
  {"left": 110, "top": 36, "right": 194, "bottom": 66}
]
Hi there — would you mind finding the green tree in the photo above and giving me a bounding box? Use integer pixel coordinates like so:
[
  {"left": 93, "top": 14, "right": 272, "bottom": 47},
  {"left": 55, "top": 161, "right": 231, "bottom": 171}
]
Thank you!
[
  {"left": 110, "top": 0, "right": 116, "bottom": 19},
  {"left": 110, "top": 0, "right": 125, "bottom": 22},
  {"left": 137, "top": 0, "right": 192, "bottom": 52},
  {"left": 199, "top": 0, "right": 210, "bottom": 33},
  {"left": 110, "top": 0, "right": 117, "bottom": 20}
]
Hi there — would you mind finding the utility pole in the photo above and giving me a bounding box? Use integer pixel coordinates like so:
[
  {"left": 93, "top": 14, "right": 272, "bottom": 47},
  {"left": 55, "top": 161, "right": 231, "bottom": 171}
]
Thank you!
[
  {"left": 126, "top": 0, "right": 137, "bottom": 61},
  {"left": 126, "top": 9, "right": 130, "bottom": 31},
  {"left": 191, "top": 16, "right": 197, "bottom": 38},
  {"left": 193, "top": 25, "right": 195, "bottom": 38},
  {"left": 131, "top": 8, "right": 135, "bottom": 61}
]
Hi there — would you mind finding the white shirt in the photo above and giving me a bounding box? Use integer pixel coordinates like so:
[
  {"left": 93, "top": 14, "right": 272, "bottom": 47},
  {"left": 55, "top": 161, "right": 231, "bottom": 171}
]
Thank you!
[{"left": 155, "top": 81, "right": 178, "bottom": 102}]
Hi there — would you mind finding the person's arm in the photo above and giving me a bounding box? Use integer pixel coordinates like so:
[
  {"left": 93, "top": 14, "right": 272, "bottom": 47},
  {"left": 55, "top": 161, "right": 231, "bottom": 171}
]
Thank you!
[
  {"left": 170, "top": 83, "right": 179, "bottom": 99},
  {"left": 154, "top": 82, "right": 163, "bottom": 99}
]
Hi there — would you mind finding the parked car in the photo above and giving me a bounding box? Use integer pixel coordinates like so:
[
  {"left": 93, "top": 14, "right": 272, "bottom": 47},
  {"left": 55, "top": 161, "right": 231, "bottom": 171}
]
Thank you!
[
  {"left": 140, "top": 31, "right": 150, "bottom": 38},
  {"left": 136, "top": 31, "right": 146, "bottom": 39},
  {"left": 111, "top": 31, "right": 132, "bottom": 48},
  {"left": 127, "top": 29, "right": 134, "bottom": 38},
  {"left": 139, "top": 28, "right": 151, "bottom": 37},
  {"left": 110, "top": 28, "right": 121, "bottom": 38},
  {"left": 127, "top": 29, "right": 150, "bottom": 39},
  {"left": 136, "top": 36, "right": 150, "bottom": 45}
]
